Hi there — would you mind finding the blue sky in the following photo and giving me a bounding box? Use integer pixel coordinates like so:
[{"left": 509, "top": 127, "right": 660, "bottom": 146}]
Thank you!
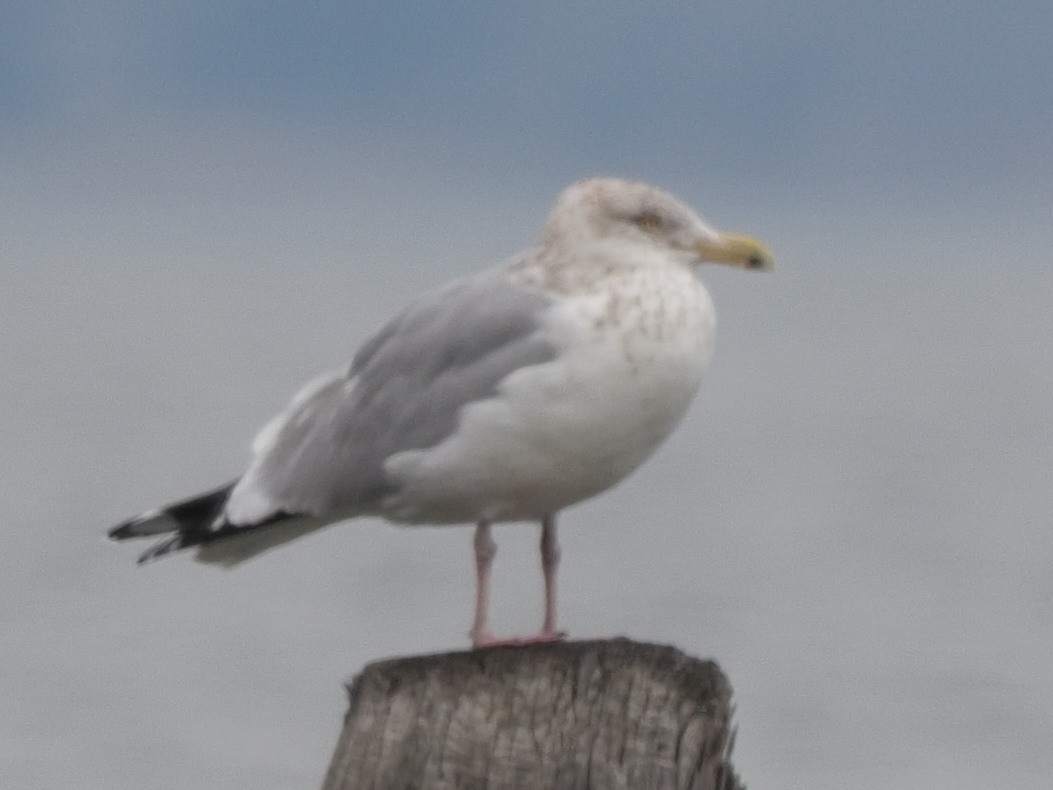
[
  {"left": 4, "top": 1, "right": 1051, "bottom": 210},
  {"left": 3, "top": 4, "right": 1052, "bottom": 789}
]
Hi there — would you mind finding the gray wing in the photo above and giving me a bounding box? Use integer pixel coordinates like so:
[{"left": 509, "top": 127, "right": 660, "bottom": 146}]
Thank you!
[{"left": 224, "top": 262, "right": 558, "bottom": 523}]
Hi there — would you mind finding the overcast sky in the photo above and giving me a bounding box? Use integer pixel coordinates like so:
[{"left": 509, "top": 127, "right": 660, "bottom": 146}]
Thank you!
[{"left": 2, "top": 3, "right": 1051, "bottom": 789}]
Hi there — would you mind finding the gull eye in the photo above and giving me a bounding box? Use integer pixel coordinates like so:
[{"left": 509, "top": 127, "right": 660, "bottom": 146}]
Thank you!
[{"left": 633, "top": 211, "right": 664, "bottom": 232}]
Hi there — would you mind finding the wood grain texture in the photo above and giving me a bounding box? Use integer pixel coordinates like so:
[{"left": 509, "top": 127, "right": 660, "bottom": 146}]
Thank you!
[{"left": 322, "top": 638, "right": 743, "bottom": 790}]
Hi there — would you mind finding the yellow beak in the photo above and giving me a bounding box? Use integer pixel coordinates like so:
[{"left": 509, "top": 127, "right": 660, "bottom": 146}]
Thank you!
[{"left": 695, "top": 234, "right": 774, "bottom": 271}]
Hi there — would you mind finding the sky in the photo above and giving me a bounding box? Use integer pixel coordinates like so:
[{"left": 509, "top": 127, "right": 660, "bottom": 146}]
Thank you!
[{"left": 2, "top": 2, "right": 1052, "bottom": 788}]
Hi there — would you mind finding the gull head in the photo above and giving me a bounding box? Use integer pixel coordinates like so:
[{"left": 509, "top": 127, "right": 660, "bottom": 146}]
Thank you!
[{"left": 541, "top": 177, "right": 773, "bottom": 271}]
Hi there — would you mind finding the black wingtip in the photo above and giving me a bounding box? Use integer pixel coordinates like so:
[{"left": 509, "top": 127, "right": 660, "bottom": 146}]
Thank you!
[
  {"left": 135, "top": 534, "right": 186, "bottom": 564},
  {"left": 107, "top": 480, "right": 238, "bottom": 546},
  {"left": 108, "top": 521, "right": 137, "bottom": 541}
]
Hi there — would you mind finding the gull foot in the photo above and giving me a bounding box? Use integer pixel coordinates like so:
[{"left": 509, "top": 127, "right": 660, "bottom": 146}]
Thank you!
[{"left": 470, "top": 630, "right": 567, "bottom": 650}]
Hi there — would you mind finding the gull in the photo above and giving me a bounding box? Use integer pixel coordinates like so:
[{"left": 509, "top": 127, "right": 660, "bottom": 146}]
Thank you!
[{"left": 110, "top": 177, "right": 773, "bottom": 648}]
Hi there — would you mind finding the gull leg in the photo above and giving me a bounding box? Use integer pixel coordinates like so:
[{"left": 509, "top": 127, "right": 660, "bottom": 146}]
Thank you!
[
  {"left": 468, "top": 517, "right": 567, "bottom": 649},
  {"left": 469, "top": 522, "right": 498, "bottom": 647},
  {"left": 538, "top": 513, "right": 565, "bottom": 640}
]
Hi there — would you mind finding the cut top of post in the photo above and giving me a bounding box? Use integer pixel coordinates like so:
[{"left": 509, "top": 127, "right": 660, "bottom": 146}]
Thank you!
[{"left": 322, "top": 638, "right": 743, "bottom": 790}]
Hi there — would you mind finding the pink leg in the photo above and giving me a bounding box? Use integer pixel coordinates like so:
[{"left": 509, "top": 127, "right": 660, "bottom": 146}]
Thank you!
[
  {"left": 469, "top": 522, "right": 497, "bottom": 647},
  {"left": 469, "top": 516, "right": 567, "bottom": 650},
  {"left": 539, "top": 514, "right": 563, "bottom": 639}
]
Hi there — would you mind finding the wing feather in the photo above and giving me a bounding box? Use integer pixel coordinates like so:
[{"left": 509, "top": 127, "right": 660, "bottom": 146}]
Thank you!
[{"left": 223, "top": 262, "right": 558, "bottom": 524}]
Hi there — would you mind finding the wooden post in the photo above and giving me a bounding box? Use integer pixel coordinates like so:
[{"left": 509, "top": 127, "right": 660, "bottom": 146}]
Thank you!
[{"left": 322, "top": 638, "right": 744, "bottom": 790}]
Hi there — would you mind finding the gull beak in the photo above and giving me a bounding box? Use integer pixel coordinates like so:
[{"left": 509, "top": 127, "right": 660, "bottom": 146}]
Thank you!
[{"left": 695, "top": 234, "right": 774, "bottom": 271}]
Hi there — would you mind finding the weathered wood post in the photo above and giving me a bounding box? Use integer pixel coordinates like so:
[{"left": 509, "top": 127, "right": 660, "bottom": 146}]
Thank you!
[{"left": 322, "top": 638, "right": 744, "bottom": 789}]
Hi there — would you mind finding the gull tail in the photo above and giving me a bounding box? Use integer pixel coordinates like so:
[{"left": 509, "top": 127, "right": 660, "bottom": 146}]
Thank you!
[
  {"left": 108, "top": 482, "right": 238, "bottom": 564},
  {"left": 109, "top": 481, "right": 326, "bottom": 567}
]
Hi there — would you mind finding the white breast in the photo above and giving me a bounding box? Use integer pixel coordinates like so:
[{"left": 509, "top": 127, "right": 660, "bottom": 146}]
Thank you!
[{"left": 381, "top": 264, "right": 715, "bottom": 524}]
